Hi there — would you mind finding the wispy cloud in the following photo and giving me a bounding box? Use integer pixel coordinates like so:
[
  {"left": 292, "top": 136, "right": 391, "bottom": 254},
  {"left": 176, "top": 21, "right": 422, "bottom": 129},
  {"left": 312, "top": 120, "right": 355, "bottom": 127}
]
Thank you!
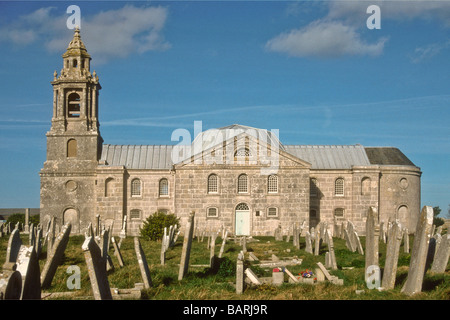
[
  {"left": 0, "top": 5, "right": 171, "bottom": 64},
  {"left": 266, "top": 20, "right": 387, "bottom": 58},
  {"left": 409, "top": 40, "right": 450, "bottom": 63}
]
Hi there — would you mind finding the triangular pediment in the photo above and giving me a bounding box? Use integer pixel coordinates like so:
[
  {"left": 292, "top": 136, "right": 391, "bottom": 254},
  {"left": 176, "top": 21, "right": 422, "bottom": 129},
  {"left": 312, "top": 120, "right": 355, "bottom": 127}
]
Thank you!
[{"left": 173, "top": 125, "right": 311, "bottom": 170}]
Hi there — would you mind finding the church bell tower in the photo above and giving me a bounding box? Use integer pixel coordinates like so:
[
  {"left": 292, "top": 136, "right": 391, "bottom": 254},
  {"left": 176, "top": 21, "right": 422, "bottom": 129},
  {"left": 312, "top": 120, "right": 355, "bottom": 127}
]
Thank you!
[{"left": 40, "top": 27, "right": 102, "bottom": 234}]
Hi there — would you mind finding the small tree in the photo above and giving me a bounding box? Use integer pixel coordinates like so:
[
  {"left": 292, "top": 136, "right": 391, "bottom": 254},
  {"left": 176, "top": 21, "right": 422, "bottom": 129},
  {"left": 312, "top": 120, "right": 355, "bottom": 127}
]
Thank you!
[
  {"left": 433, "top": 206, "right": 444, "bottom": 228},
  {"left": 140, "top": 211, "right": 180, "bottom": 241}
]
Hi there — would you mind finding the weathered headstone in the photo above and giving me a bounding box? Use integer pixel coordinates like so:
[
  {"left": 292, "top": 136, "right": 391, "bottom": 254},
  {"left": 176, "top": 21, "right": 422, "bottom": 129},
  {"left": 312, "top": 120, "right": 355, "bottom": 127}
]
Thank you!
[
  {"left": 40, "top": 223, "right": 72, "bottom": 289},
  {"left": 82, "top": 235, "right": 112, "bottom": 300},
  {"left": 325, "top": 229, "right": 337, "bottom": 270},
  {"left": 403, "top": 228, "right": 410, "bottom": 253},
  {"left": 0, "top": 270, "right": 22, "bottom": 300},
  {"left": 134, "top": 237, "right": 153, "bottom": 289},
  {"left": 111, "top": 237, "right": 124, "bottom": 268},
  {"left": 344, "top": 228, "right": 356, "bottom": 252},
  {"left": 244, "top": 268, "right": 262, "bottom": 285},
  {"left": 365, "top": 207, "right": 379, "bottom": 281},
  {"left": 401, "top": 206, "right": 433, "bottom": 295},
  {"left": 218, "top": 230, "right": 228, "bottom": 258},
  {"left": 178, "top": 212, "right": 195, "bottom": 281},
  {"left": 209, "top": 233, "right": 217, "bottom": 269},
  {"left": 305, "top": 231, "right": 313, "bottom": 254},
  {"left": 16, "top": 245, "right": 41, "bottom": 299},
  {"left": 24, "top": 209, "right": 30, "bottom": 234},
  {"left": 430, "top": 233, "right": 449, "bottom": 274},
  {"left": 3, "top": 228, "right": 22, "bottom": 270},
  {"left": 236, "top": 258, "right": 244, "bottom": 294},
  {"left": 354, "top": 231, "right": 364, "bottom": 255},
  {"left": 314, "top": 228, "right": 321, "bottom": 255},
  {"left": 274, "top": 224, "right": 283, "bottom": 241},
  {"left": 381, "top": 220, "right": 402, "bottom": 290}
]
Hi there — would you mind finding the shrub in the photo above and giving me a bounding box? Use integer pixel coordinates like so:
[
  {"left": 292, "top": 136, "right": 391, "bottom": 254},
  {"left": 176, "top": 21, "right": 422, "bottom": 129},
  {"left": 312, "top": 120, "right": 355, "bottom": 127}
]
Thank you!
[{"left": 140, "top": 212, "right": 180, "bottom": 241}]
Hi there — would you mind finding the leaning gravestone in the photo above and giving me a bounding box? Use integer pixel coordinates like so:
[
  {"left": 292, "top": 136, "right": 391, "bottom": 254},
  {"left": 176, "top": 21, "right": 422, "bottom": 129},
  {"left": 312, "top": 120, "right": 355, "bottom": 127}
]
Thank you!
[
  {"left": 365, "top": 207, "right": 379, "bottom": 281},
  {"left": 3, "top": 228, "right": 22, "bottom": 270},
  {"left": 178, "top": 212, "right": 196, "bottom": 281},
  {"left": 305, "top": 231, "right": 313, "bottom": 254},
  {"left": 40, "top": 222, "right": 72, "bottom": 289},
  {"left": 134, "top": 237, "right": 153, "bottom": 289},
  {"left": 430, "top": 233, "right": 450, "bottom": 274},
  {"left": 82, "top": 235, "right": 112, "bottom": 300},
  {"left": 16, "top": 245, "right": 41, "bottom": 299},
  {"left": 401, "top": 206, "right": 434, "bottom": 295},
  {"left": 381, "top": 220, "right": 402, "bottom": 290},
  {"left": 111, "top": 237, "right": 124, "bottom": 267},
  {"left": 0, "top": 270, "right": 22, "bottom": 300}
]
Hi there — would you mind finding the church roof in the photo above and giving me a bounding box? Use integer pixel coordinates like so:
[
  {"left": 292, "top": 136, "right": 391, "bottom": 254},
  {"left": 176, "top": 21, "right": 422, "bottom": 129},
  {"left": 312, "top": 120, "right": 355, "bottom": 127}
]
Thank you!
[
  {"left": 364, "top": 147, "right": 416, "bottom": 166},
  {"left": 62, "top": 27, "right": 91, "bottom": 59}
]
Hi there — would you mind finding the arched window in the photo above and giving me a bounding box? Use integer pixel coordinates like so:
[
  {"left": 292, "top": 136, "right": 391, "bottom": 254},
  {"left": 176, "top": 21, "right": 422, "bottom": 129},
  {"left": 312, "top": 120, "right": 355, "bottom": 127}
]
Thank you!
[
  {"left": 68, "top": 92, "right": 81, "bottom": 118},
  {"left": 131, "top": 178, "right": 141, "bottom": 197},
  {"left": 398, "top": 205, "right": 408, "bottom": 221},
  {"left": 235, "top": 148, "right": 251, "bottom": 157},
  {"left": 67, "top": 139, "right": 77, "bottom": 158},
  {"left": 361, "top": 177, "right": 371, "bottom": 195},
  {"left": 335, "top": 178, "right": 344, "bottom": 196},
  {"left": 310, "top": 178, "right": 319, "bottom": 197},
  {"left": 159, "top": 178, "right": 169, "bottom": 196},
  {"left": 236, "top": 203, "right": 249, "bottom": 211},
  {"left": 208, "top": 174, "right": 218, "bottom": 193},
  {"left": 105, "top": 178, "right": 114, "bottom": 197},
  {"left": 237, "top": 174, "right": 248, "bottom": 193},
  {"left": 268, "top": 175, "right": 278, "bottom": 193}
]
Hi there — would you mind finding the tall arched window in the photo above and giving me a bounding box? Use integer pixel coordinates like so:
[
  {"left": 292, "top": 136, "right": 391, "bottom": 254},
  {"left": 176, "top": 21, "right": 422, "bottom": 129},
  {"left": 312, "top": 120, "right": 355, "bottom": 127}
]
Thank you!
[
  {"left": 310, "top": 178, "right": 319, "bottom": 197},
  {"left": 67, "top": 139, "right": 77, "bottom": 158},
  {"left": 131, "top": 178, "right": 141, "bottom": 197},
  {"left": 68, "top": 92, "right": 81, "bottom": 118},
  {"left": 268, "top": 175, "right": 278, "bottom": 193},
  {"left": 159, "top": 178, "right": 169, "bottom": 196},
  {"left": 105, "top": 178, "right": 114, "bottom": 197},
  {"left": 335, "top": 178, "right": 344, "bottom": 196},
  {"left": 361, "top": 177, "right": 371, "bottom": 195},
  {"left": 208, "top": 174, "right": 218, "bottom": 193},
  {"left": 237, "top": 174, "right": 248, "bottom": 193}
]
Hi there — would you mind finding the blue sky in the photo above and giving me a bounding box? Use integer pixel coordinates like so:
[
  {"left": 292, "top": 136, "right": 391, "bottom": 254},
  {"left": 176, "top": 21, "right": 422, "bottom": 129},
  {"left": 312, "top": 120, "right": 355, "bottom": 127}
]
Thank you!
[{"left": 0, "top": 1, "right": 449, "bottom": 216}]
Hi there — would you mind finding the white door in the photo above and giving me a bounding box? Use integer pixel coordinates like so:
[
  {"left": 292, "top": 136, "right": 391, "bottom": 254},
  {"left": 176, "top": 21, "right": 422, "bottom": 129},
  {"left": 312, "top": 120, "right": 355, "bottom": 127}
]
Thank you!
[{"left": 235, "top": 203, "right": 250, "bottom": 236}]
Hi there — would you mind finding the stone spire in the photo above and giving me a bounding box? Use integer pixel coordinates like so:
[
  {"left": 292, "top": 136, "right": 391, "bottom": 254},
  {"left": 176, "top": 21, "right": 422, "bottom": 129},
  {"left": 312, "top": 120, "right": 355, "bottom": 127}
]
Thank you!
[{"left": 62, "top": 26, "right": 91, "bottom": 60}]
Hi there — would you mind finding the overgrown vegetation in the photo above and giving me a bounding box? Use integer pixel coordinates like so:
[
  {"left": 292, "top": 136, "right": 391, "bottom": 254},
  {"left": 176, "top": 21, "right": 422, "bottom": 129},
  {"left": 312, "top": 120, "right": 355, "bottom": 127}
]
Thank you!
[
  {"left": 5, "top": 213, "right": 40, "bottom": 227},
  {"left": 0, "top": 231, "right": 448, "bottom": 300},
  {"left": 139, "top": 212, "right": 180, "bottom": 241}
]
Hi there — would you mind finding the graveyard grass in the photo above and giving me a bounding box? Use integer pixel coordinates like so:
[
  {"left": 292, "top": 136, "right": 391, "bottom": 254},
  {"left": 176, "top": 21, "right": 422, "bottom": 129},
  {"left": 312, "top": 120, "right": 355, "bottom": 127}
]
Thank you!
[{"left": 0, "top": 233, "right": 448, "bottom": 300}]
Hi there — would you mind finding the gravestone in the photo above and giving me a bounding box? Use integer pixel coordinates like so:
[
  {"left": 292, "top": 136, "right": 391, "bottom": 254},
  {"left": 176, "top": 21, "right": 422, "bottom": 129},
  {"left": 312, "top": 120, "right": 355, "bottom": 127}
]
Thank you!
[
  {"left": 343, "top": 228, "right": 356, "bottom": 252},
  {"left": 381, "top": 220, "right": 402, "bottom": 290},
  {"left": 284, "top": 267, "right": 299, "bottom": 283},
  {"left": 210, "top": 233, "right": 217, "bottom": 269},
  {"left": 111, "top": 237, "right": 124, "bottom": 267},
  {"left": 134, "top": 237, "right": 153, "bottom": 289},
  {"left": 244, "top": 268, "right": 262, "bottom": 285},
  {"left": 40, "top": 222, "right": 72, "bottom": 289},
  {"left": 24, "top": 209, "right": 30, "bottom": 234},
  {"left": 100, "top": 229, "right": 114, "bottom": 272},
  {"left": 403, "top": 228, "right": 410, "bottom": 253},
  {"left": 401, "top": 206, "right": 433, "bottom": 295},
  {"left": 16, "top": 245, "right": 41, "bottom": 299},
  {"left": 218, "top": 230, "right": 228, "bottom": 258},
  {"left": 236, "top": 257, "right": 244, "bottom": 294},
  {"left": 365, "top": 207, "right": 379, "bottom": 280},
  {"left": 354, "top": 231, "right": 364, "bottom": 255},
  {"left": 178, "top": 212, "right": 195, "bottom": 281},
  {"left": 305, "top": 231, "right": 313, "bottom": 254},
  {"left": 430, "top": 233, "right": 450, "bottom": 274},
  {"left": 3, "top": 228, "right": 22, "bottom": 271},
  {"left": 274, "top": 224, "right": 283, "bottom": 241},
  {"left": 82, "top": 235, "right": 112, "bottom": 300},
  {"left": 0, "top": 270, "right": 22, "bottom": 300},
  {"left": 325, "top": 229, "right": 337, "bottom": 270},
  {"left": 314, "top": 228, "right": 321, "bottom": 256}
]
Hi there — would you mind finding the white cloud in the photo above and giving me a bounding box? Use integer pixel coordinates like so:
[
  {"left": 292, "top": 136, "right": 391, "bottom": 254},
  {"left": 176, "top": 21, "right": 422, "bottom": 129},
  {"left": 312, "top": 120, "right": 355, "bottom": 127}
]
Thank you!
[
  {"left": 409, "top": 40, "right": 450, "bottom": 63},
  {"left": 0, "top": 5, "right": 171, "bottom": 63},
  {"left": 266, "top": 20, "right": 387, "bottom": 58}
]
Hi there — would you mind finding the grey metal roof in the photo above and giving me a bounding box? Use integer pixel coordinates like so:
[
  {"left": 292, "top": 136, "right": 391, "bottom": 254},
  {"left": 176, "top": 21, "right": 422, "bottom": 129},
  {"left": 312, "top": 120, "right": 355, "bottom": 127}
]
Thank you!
[
  {"left": 100, "top": 144, "right": 174, "bottom": 170},
  {"left": 284, "top": 145, "right": 371, "bottom": 169},
  {"left": 100, "top": 143, "right": 375, "bottom": 170}
]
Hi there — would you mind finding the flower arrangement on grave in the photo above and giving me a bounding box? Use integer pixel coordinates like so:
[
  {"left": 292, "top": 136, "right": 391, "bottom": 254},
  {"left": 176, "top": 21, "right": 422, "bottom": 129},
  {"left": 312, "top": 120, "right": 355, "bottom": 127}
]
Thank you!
[{"left": 297, "top": 269, "right": 317, "bottom": 281}]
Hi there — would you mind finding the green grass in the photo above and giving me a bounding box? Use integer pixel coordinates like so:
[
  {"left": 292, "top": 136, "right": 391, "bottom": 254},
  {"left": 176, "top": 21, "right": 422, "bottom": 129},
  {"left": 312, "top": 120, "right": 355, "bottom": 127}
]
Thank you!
[{"left": 0, "top": 231, "right": 448, "bottom": 300}]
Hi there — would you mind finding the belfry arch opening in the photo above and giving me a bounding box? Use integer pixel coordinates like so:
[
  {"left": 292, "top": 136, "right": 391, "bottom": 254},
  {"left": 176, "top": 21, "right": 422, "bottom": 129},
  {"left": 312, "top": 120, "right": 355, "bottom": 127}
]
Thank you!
[{"left": 68, "top": 92, "right": 81, "bottom": 118}]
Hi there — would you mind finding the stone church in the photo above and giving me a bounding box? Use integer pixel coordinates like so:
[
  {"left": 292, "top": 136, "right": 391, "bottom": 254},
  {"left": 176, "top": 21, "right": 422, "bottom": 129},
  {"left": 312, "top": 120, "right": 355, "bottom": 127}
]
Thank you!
[{"left": 40, "top": 29, "right": 422, "bottom": 237}]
